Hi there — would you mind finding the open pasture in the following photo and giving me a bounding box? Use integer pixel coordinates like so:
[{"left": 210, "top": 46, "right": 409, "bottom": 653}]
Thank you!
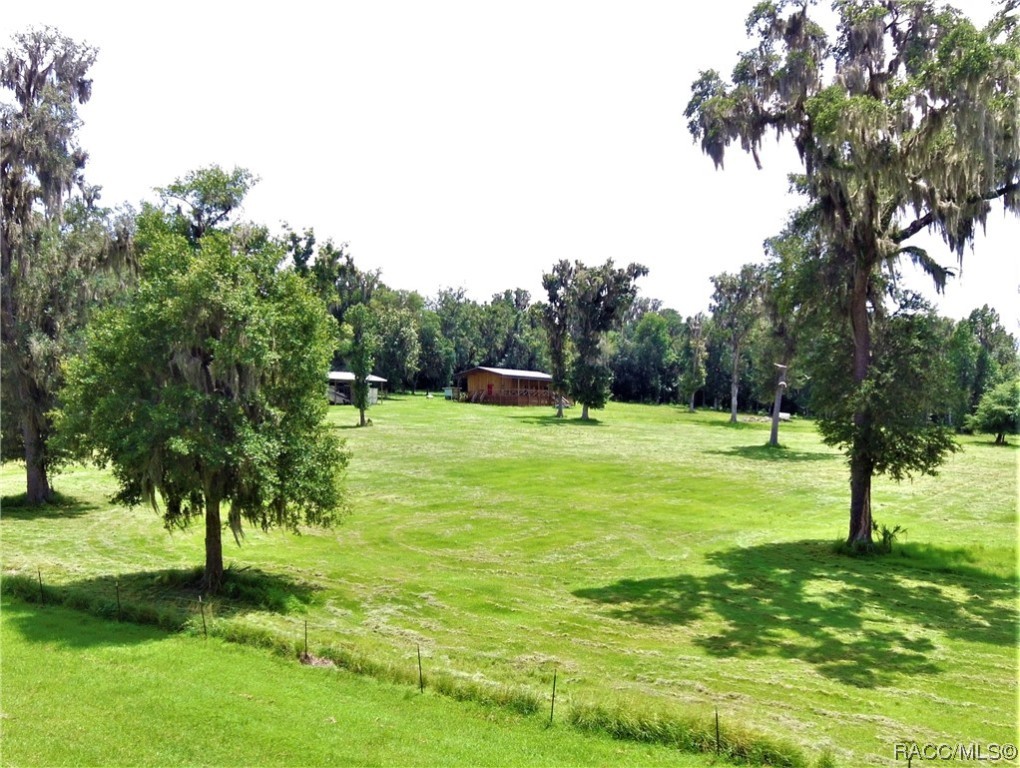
[{"left": 2, "top": 397, "right": 1017, "bottom": 765}]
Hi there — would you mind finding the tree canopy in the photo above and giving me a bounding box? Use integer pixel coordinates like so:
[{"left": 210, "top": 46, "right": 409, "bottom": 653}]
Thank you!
[
  {"left": 56, "top": 169, "right": 348, "bottom": 592},
  {"left": 541, "top": 259, "right": 647, "bottom": 420},
  {"left": 967, "top": 378, "right": 1020, "bottom": 444}
]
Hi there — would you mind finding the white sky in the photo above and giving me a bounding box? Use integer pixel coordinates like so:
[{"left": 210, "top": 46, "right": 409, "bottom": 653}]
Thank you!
[{"left": 3, "top": 1, "right": 1017, "bottom": 326}]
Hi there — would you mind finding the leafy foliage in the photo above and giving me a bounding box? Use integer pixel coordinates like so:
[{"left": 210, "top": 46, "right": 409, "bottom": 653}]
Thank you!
[
  {"left": 611, "top": 310, "right": 683, "bottom": 405},
  {"left": 541, "top": 259, "right": 647, "bottom": 419},
  {"left": 373, "top": 301, "right": 422, "bottom": 392},
  {"left": 415, "top": 309, "right": 456, "bottom": 392},
  {"left": 1, "top": 26, "right": 132, "bottom": 502},
  {"left": 540, "top": 260, "right": 575, "bottom": 416},
  {"left": 342, "top": 303, "right": 378, "bottom": 426},
  {"left": 806, "top": 292, "right": 958, "bottom": 480},
  {"left": 56, "top": 172, "right": 348, "bottom": 591},
  {"left": 710, "top": 263, "right": 765, "bottom": 423},
  {"left": 966, "top": 378, "right": 1020, "bottom": 444},
  {"left": 156, "top": 165, "right": 256, "bottom": 244},
  {"left": 432, "top": 286, "right": 483, "bottom": 375},
  {"left": 677, "top": 313, "right": 709, "bottom": 411},
  {"left": 686, "top": 1, "right": 1019, "bottom": 543}
]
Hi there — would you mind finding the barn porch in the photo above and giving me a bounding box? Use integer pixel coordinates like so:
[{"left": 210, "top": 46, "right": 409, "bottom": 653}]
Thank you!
[{"left": 454, "top": 367, "right": 559, "bottom": 406}]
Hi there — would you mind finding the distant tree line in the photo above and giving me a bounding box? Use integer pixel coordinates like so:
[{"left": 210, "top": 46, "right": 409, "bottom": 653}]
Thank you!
[{"left": 279, "top": 235, "right": 1017, "bottom": 434}]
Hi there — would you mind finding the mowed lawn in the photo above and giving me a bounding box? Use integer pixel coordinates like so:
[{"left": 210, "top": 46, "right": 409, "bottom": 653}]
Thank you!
[
  {"left": 0, "top": 599, "right": 707, "bottom": 767},
  {"left": 2, "top": 397, "right": 1017, "bottom": 766}
]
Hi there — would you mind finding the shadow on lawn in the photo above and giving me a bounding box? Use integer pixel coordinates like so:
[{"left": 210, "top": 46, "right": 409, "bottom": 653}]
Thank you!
[
  {"left": 707, "top": 445, "right": 838, "bottom": 463},
  {"left": 3, "top": 599, "right": 169, "bottom": 648},
  {"left": 1, "top": 492, "right": 98, "bottom": 520},
  {"left": 574, "top": 540, "right": 1017, "bottom": 688},
  {"left": 510, "top": 413, "right": 605, "bottom": 427},
  {"left": 4, "top": 565, "right": 320, "bottom": 648},
  {"left": 698, "top": 418, "right": 771, "bottom": 430}
]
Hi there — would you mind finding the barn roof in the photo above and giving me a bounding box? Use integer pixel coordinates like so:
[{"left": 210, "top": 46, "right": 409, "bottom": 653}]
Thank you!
[
  {"left": 328, "top": 371, "right": 387, "bottom": 383},
  {"left": 455, "top": 366, "right": 552, "bottom": 382}
]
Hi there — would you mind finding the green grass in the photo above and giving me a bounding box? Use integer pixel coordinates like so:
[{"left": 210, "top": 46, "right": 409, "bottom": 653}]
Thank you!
[
  {"left": 2, "top": 397, "right": 1017, "bottom": 766},
  {"left": 0, "top": 598, "right": 708, "bottom": 767}
]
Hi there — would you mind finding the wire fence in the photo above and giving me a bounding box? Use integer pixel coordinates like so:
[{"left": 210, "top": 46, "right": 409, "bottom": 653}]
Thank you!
[{"left": 4, "top": 566, "right": 819, "bottom": 768}]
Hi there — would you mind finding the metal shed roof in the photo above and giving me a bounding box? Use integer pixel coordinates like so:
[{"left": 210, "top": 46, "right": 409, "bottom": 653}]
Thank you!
[
  {"left": 328, "top": 371, "right": 387, "bottom": 383},
  {"left": 455, "top": 367, "right": 552, "bottom": 382}
]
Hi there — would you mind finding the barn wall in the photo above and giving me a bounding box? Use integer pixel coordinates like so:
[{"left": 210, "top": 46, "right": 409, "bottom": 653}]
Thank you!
[{"left": 464, "top": 371, "right": 554, "bottom": 406}]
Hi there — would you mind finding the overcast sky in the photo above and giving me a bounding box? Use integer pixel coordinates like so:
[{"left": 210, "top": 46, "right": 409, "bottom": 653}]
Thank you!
[{"left": 4, "top": 1, "right": 1016, "bottom": 325}]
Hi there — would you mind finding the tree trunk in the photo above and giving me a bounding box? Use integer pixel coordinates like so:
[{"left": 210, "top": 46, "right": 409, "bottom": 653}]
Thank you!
[
  {"left": 729, "top": 345, "right": 740, "bottom": 423},
  {"left": 848, "top": 268, "right": 874, "bottom": 547},
  {"left": 22, "top": 414, "right": 52, "bottom": 504},
  {"left": 848, "top": 453, "right": 874, "bottom": 545},
  {"left": 768, "top": 365, "right": 787, "bottom": 448},
  {"left": 359, "top": 406, "right": 366, "bottom": 427},
  {"left": 555, "top": 396, "right": 564, "bottom": 418},
  {"left": 581, "top": 402, "right": 590, "bottom": 420},
  {"left": 203, "top": 491, "right": 225, "bottom": 594},
  {"left": 688, "top": 390, "right": 696, "bottom": 413}
]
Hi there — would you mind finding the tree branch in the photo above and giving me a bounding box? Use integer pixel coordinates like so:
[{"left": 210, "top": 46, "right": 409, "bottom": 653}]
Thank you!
[{"left": 892, "top": 181, "right": 1020, "bottom": 243}]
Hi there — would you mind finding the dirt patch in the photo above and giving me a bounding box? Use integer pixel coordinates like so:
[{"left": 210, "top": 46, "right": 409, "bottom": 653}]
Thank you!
[{"left": 300, "top": 652, "right": 336, "bottom": 668}]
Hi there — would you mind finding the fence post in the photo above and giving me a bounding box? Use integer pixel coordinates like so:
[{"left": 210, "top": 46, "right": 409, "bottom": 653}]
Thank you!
[
  {"left": 198, "top": 596, "right": 207, "bottom": 639},
  {"left": 549, "top": 667, "right": 558, "bottom": 726},
  {"left": 37, "top": 568, "right": 44, "bottom": 604},
  {"left": 715, "top": 707, "right": 721, "bottom": 755},
  {"left": 417, "top": 644, "right": 424, "bottom": 693}
]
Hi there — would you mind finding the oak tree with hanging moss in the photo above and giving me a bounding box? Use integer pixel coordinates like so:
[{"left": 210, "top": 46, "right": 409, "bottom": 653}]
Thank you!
[
  {"left": 686, "top": 0, "right": 1019, "bottom": 548},
  {"left": 56, "top": 169, "right": 348, "bottom": 593},
  {"left": 1, "top": 27, "right": 133, "bottom": 503}
]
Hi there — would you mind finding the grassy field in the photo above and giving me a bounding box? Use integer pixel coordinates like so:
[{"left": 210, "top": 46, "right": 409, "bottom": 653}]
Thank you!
[
  {"left": 2, "top": 396, "right": 1017, "bottom": 766},
  {"left": 0, "top": 598, "right": 711, "bottom": 767}
]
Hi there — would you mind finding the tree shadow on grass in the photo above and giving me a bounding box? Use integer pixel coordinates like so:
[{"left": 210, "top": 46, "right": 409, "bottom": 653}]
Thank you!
[
  {"left": 966, "top": 439, "right": 1019, "bottom": 449},
  {"left": 2, "top": 597, "right": 170, "bottom": 649},
  {"left": 707, "top": 445, "right": 838, "bottom": 463},
  {"left": 511, "top": 414, "right": 606, "bottom": 427},
  {"left": 4, "top": 564, "right": 321, "bottom": 648},
  {"left": 574, "top": 540, "right": 1017, "bottom": 688},
  {"left": 699, "top": 418, "right": 771, "bottom": 430},
  {"left": 0, "top": 492, "right": 98, "bottom": 520}
]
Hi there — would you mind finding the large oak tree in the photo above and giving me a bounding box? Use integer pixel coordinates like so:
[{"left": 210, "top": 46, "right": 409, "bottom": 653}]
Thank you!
[
  {"left": 57, "top": 170, "right": 348, "bottom": 592},
  {"left": 1, "top": 27, "right": 134, "bottom": 503},
  {"left": 686, "top": 0, "right": 1019, "bottom": 547}
]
